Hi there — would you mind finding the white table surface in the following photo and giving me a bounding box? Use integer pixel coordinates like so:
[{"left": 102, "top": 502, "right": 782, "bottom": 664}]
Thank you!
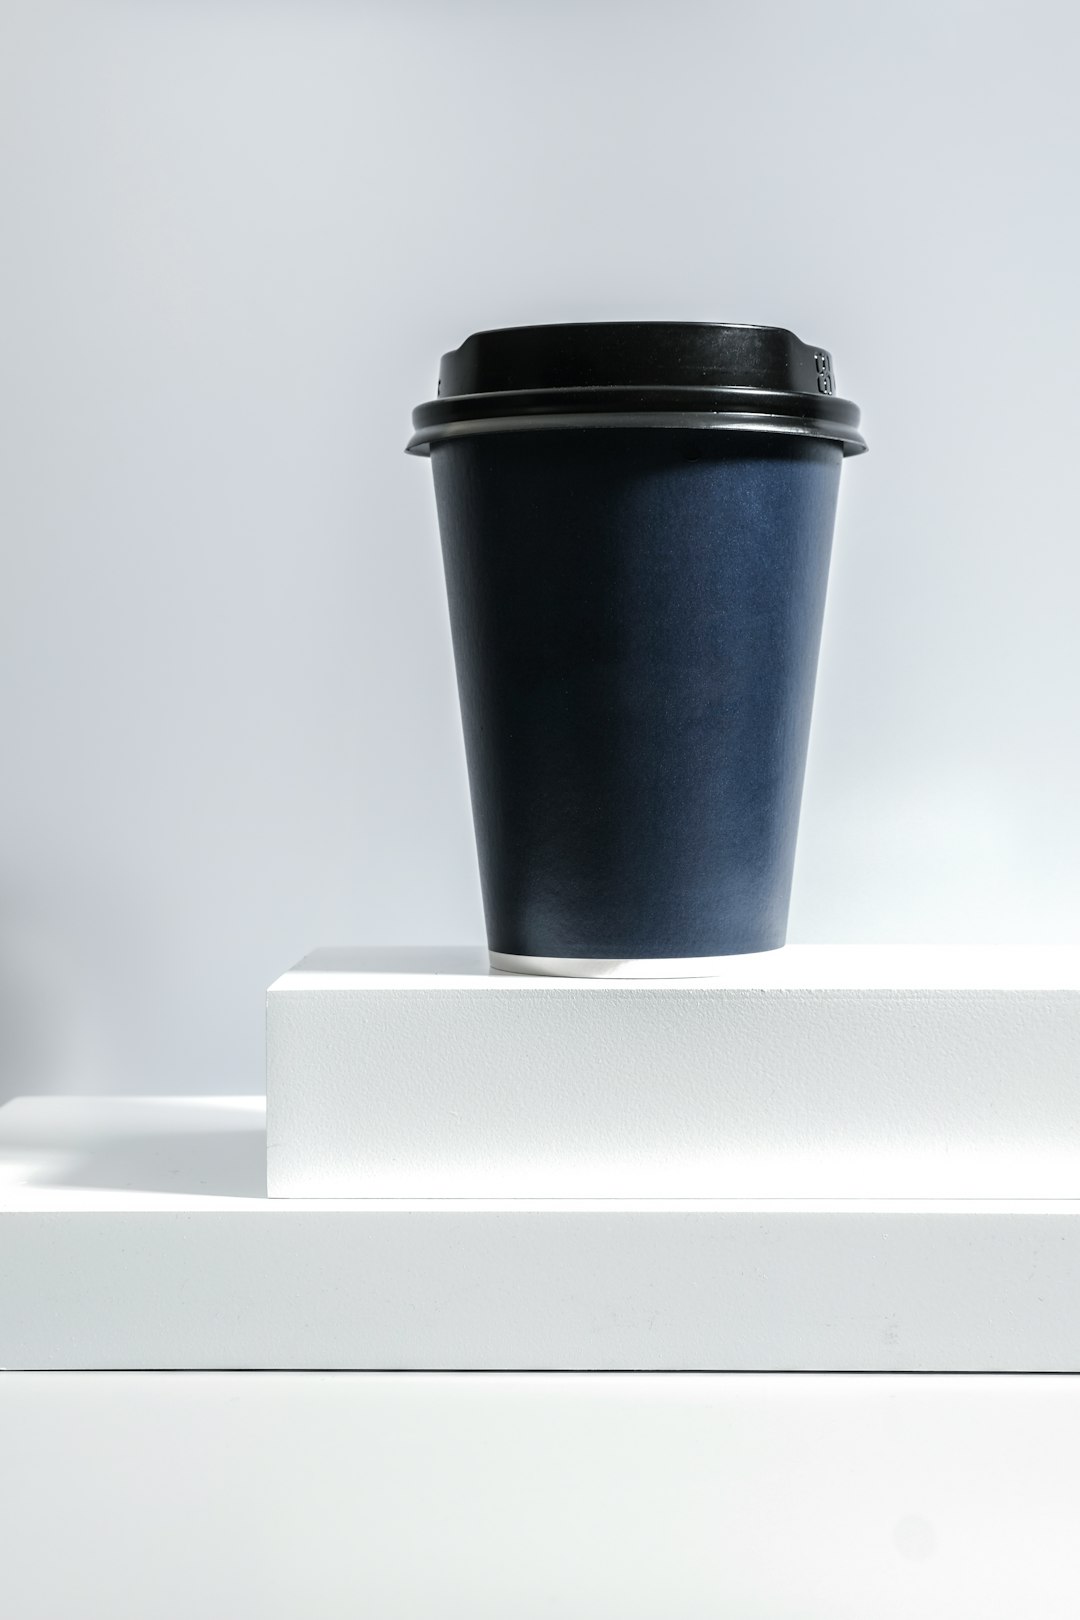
[{"left": 2, "top": 1369, "right": 1078, "bottom": 1620}]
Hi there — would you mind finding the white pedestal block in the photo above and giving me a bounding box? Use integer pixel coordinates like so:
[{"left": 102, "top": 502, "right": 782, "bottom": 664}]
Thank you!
[
  {"left": 266, "top": 944, "right": 1080, "bottom": 1199},
  {"left": 5, "top": 1095, "right": 1080, "bottom": 1371}
]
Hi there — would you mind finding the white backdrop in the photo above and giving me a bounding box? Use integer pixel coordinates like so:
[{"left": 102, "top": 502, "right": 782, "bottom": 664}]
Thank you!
[{"left": 1, "top": 0, "right": 1077, "bottom": 1098}]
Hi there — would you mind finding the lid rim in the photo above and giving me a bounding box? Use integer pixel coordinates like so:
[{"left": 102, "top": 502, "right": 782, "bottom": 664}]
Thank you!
[
  {"left": 406, "top": 409, "right": 867, "bottom": 457},
  {"left": 414, "top": 383, "right": 861, "bottom": 424}
]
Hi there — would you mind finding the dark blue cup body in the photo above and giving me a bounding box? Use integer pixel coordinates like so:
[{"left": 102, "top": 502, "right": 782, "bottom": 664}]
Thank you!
[{"left": 431, "top": 428, "right": 843, "bottom": 963}]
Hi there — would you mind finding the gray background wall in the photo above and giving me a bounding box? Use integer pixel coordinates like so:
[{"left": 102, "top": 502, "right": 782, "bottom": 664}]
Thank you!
[{"left": 1, "top": 0, "right": 1077, "bottom": 1099}]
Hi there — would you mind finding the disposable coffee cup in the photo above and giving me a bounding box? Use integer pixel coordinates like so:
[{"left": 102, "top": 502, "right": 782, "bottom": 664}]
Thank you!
[{"left": 408, "top": 322, "right": 866, "bottom": 978}]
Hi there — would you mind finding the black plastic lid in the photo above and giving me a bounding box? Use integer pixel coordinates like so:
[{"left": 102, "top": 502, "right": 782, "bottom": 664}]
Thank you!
[{"left": 407, "top": 322, "right": 866, "bottom": 456}]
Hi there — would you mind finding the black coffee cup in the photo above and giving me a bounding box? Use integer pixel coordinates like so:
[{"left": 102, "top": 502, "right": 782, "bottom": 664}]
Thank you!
[{"left": 409, "top": 323, "right": 866, "bottom": 977}]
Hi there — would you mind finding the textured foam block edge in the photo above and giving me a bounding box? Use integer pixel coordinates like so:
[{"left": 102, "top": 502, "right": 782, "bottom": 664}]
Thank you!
[{"left": 266, "top": 944, "right": 1080, "bottom": 1200}]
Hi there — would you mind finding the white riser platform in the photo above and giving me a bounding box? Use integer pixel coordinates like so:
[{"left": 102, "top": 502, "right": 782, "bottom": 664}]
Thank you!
[
  {"left": 2, "top": 1371, "right": 1079, "bottom": 1620},
  {"left": 266, "top": 945, "right": 1080, "bottom": 1198},
  {"left": 3, "top": 1096, "right": 1080, "bottom": 1371}
]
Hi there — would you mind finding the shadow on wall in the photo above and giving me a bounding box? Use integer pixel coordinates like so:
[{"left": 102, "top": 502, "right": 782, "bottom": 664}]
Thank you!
[{"left": 0, "top": 884, "right": 130, "bottom": 1106}]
